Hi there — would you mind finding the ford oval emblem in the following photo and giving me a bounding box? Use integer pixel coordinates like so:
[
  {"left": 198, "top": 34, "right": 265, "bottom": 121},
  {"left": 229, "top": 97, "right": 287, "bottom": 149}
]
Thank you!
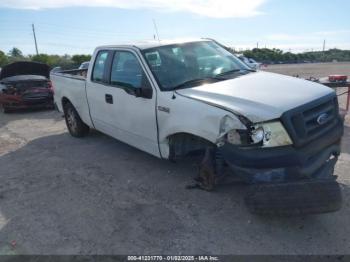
[{"left": 317, "top": 113, "right": 329, "bottom": 125}]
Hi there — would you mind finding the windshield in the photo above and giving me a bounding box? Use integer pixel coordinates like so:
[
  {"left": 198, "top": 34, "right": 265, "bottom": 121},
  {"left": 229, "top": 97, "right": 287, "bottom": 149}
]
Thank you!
[{"left": 142, "top": 41, "right": 251, "bottom": 91}]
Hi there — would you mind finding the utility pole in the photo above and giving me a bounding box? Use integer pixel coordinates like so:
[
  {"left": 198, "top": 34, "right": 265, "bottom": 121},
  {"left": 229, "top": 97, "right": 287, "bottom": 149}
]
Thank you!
[
  {"left": 152, "top": 19, "right": 160, "bottom": 43},
  {"left": 32, "top": 23, "right": 39, "bottom": 55},
  {"left": 321, "top": 39, "right": 326, "bottom": 62},
  {"left": 322, "top": 39, "right": 326, "bottom": 52}
]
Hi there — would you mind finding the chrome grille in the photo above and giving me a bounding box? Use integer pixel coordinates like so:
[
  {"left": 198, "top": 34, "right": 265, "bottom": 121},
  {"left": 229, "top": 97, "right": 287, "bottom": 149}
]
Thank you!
[{"left": 282, "top": 94, "right": 340, "bottom": 147}]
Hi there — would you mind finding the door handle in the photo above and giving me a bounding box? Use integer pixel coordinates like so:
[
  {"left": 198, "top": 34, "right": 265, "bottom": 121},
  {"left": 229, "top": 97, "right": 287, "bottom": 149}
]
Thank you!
[{"left": 105, "top": 94, "right": 113, "bottom": 104}]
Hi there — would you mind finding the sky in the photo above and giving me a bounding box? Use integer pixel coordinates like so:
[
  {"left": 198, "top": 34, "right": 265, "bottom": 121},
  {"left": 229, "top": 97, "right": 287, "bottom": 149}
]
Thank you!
[{"left": 0, "top": 0, "right": 349, "bottom": 55}]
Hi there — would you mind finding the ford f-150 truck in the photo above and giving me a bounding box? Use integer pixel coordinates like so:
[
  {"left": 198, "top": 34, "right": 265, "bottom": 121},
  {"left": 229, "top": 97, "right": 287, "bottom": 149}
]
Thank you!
[{"left": 51, "top": 39, "right": 344, "bottom": 215}]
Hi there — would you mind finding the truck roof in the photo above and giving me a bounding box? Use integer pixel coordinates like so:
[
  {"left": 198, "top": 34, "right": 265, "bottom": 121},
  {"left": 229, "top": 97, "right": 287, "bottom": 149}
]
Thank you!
[{"left": 98, "top": 39, "right": 211, "bottom": 50}]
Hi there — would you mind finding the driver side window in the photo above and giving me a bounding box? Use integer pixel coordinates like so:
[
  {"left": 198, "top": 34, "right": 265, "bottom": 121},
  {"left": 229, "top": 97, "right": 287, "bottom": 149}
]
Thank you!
[{"left": 110, "top": 51, "right": 146, "bottom": 89}]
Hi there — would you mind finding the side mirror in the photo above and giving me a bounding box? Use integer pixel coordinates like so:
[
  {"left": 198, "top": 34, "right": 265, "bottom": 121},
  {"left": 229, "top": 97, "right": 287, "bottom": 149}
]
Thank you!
[
  {"left": 141, "top": 87, "right": 153, "bottom": 99},
  {"left": 134, "top": 87, "right": 153, "bottom": 99}
]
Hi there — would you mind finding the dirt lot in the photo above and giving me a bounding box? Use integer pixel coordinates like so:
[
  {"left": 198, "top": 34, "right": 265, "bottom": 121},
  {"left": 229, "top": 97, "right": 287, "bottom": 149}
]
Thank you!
[
  {"left": 0, "top": 63, "right": 349, "bottom": 255},
  {"left": 263, "top": 62, "right": 350, "bottom": 79}
]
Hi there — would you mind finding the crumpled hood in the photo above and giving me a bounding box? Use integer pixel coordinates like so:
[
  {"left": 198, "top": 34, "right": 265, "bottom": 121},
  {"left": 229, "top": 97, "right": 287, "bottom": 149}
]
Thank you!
[
  {"left": 0, "top": 61, "right": 50, "bottom": 80},
  {"left": 176, "top": 71, "right": 334, "bottom": 122}
]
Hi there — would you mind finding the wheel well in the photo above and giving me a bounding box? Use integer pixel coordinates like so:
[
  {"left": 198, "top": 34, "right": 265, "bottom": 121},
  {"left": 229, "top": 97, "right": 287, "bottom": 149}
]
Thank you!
[
  {"left": 168, "top": 133, "right": 214, "bottom": 160},
  {"left": 61, "top": 97, "right": 71, "bottom": 108}
]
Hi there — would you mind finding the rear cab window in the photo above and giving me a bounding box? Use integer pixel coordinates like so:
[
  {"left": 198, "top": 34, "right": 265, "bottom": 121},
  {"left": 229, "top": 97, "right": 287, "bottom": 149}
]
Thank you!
[{"left": 92, "top": 51, "right": 109, "bottom": 83}]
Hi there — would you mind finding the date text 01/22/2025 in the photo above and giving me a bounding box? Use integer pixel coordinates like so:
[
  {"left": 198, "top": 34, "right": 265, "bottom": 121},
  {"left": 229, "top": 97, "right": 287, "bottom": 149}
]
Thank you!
[{"left": 127, "top": 255, "right": 219, "bottom": 261}]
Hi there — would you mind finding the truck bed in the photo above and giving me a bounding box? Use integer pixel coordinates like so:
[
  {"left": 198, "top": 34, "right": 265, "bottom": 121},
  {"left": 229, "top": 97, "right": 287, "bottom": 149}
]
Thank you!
[
  {"left": 52, "top": 69, "right": 88, "bottom": 80},
  {"left": 51, "top": 69, "right": 93, "bottom": 128}
]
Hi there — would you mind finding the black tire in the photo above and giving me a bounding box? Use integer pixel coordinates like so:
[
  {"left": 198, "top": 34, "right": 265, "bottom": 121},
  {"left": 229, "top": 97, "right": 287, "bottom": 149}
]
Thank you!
[
  {"left": 245, "top": 180, "right": 342, "bottom": 216},
  {"left": 63, "top": 102, "right": 89, "bottom": 137}
]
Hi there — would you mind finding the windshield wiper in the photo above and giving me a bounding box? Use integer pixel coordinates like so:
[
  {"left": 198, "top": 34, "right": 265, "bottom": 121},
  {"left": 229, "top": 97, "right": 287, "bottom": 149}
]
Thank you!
[
  {"left": 172, "top": 77, "right": 222, "bottom": 90},
  {"left": 171, "top": 68, "right": 256, "bottom": 90},
  {"left": 215, "top": 68, "right": 256, "bottom": 78},
  {"left": 243, "top": 68, "right": 257, "bottom": 72}
]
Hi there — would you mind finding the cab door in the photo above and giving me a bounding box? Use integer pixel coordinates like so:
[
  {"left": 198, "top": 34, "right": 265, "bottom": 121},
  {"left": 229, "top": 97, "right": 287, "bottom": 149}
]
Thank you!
[
  {"left": 86, "top": 48, "right": 160, "bottom": 157},
  {"left": 86, "top": 49, "right": 115, "bottom": 135}
]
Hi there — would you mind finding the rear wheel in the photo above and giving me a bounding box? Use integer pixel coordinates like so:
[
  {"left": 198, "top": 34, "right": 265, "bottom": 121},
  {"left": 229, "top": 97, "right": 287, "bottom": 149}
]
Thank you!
[{"left": 63, "top": 102, "right": 89, "bottom": 137}]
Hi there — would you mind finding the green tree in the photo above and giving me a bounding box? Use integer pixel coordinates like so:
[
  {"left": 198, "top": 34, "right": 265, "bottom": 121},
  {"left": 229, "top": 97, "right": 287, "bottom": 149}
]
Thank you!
[
  {"left": 0, "top": 50, "right": 9, "bottom": 67},
  {"left": 71, "top": 54, "right": 91, "bottom": 66},
  {"left": 8, "top": 47, "right": 24, "bottom": 59},
  {"left": 7, "top": 47, "right": 27, "bottom": 63},
  {"left": 31, "top": 54, "right": 52, "bottom": 65},
  {"left": 29, "top": 54, "right": 75, "bottom": 69},
  {"left": 54, "top": 54, "right": 75, "bottom": 69}
]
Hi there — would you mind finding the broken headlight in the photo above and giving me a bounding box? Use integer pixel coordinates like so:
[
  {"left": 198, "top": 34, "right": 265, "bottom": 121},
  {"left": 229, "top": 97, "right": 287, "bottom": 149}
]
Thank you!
[
  {"left": 251, "top": 126, "right": 264, "bottom": 144},
  {"left": 258, "top": 121, "right": 292, "bottom": 147},
  {"left": 223, "top": 121, "right": 292, "bottom": 148}
]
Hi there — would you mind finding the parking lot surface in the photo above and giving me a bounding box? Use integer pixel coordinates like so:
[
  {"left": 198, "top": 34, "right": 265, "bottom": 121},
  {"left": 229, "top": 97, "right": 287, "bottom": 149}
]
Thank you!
[{"left": 0, "top": 63, "right": 349, "bottom": 255}]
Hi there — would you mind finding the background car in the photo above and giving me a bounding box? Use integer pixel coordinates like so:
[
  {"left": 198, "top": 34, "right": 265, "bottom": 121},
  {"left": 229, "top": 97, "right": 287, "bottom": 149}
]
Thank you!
[
  {"left": 78, "top": 61, "right": 90, "bottom": 70},
  {"left": 0, "top": 61, "right": 54, "bottom": 113},
  {"left": 237, "top": 54, "right": 262, "bottom": 70}
]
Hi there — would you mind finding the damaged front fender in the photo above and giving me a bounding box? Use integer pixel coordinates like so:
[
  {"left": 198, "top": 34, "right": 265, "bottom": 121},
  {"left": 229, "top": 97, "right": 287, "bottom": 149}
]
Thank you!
[{"left": 157, "top": 93, "right": 247, "bottom": 159}]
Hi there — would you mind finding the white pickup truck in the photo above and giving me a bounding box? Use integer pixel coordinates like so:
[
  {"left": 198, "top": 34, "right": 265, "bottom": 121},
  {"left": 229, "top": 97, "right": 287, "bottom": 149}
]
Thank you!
[{"left": 51, "top": 39, "right": 344, "bottom": 215}]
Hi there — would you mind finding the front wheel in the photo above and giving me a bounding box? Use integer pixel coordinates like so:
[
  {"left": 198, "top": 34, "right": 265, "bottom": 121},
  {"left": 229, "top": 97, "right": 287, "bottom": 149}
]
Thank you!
[{"left": 63, "top": 102, "right": 89, "bottom": 137}]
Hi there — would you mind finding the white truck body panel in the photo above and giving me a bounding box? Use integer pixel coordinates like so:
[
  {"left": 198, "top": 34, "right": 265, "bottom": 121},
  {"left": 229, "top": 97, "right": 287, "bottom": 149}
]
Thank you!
[
  {"left": 84, "top": 47, "right": 160, "bottom": 157},
  {"left": 51, "top": 73, "right": 93, "bottom": 127},
  {"left": 86, "top": 74, "right": 160, "bottom": 157},
  {"left": 176, "top": 71, "right": 334, "bottom": 123},
  {"left": 156, "top": 92, "right": 246, "bottom": 158},
  {"left": 52, "top": 40, "right": 335, "bottom": 160}
]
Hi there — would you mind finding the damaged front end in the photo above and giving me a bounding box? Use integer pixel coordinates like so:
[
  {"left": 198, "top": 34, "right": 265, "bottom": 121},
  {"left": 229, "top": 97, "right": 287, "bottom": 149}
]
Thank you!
[
  {"left": 219, "top": 137, "right": 341, "bottom": 184},
  {"left": 217, "top": 93, "right": 344, "bottom": 185},
  {"left": 211, "top": 94, "right": 344, "bottom": 215}
]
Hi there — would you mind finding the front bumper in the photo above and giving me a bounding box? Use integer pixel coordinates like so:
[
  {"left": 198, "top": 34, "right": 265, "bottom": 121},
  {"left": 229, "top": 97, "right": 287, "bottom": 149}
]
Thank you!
[
  {"left": 219, "top": 120, "right": 343, "bottom": 183},
  {"left": 0, "top": 94, "right": 54, "bottom": 110}
]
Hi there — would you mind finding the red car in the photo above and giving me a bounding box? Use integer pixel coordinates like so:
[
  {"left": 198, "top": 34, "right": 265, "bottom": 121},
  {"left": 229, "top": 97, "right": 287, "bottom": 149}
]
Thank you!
[
  {"left": 0, "top": 61, "right": 54, "bottom": 113},
  {"left": 328, "top": 75, "right": 348, "bottom": 83}
]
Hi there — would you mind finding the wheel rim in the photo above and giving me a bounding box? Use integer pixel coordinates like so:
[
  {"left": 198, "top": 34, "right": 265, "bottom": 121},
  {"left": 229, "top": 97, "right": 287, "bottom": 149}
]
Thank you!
[{"left": 66, "top": 108, "right": 78, "bottom": 132}]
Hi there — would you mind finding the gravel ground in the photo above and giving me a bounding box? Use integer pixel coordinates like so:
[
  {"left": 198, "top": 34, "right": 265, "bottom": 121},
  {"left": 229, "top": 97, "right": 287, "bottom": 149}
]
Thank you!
[
  {"left": 263, "top": 62, "right": 350, "bottom": 78},
  {"left": 0, "top": 63, "right": 349, "bottom": 255}
]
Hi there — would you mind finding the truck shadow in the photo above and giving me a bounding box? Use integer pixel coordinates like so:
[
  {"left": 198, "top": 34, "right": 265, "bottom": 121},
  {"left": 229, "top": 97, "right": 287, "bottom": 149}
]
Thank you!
[{"left": 0, "top": 132, "right": 349, "bottom": 254}]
